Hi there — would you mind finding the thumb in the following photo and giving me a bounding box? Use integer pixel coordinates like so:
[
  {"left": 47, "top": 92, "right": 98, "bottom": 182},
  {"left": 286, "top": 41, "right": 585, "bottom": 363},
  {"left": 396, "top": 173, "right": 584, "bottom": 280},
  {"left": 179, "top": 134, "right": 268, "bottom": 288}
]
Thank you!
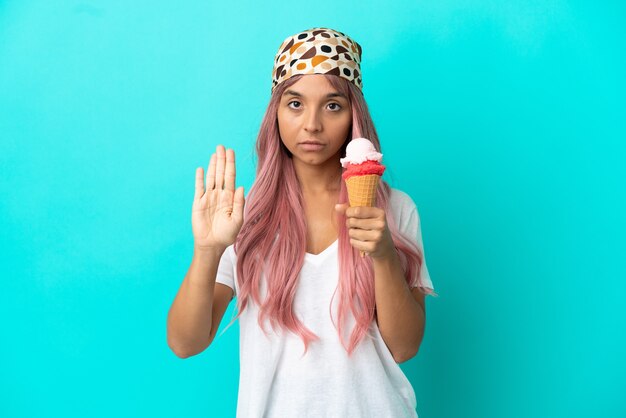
[
  {"left": 334, "top": 203, "right": 349, "bottom": 214},
  {"left": 232, "top": 186, "right": 245, "bottom": 222}
]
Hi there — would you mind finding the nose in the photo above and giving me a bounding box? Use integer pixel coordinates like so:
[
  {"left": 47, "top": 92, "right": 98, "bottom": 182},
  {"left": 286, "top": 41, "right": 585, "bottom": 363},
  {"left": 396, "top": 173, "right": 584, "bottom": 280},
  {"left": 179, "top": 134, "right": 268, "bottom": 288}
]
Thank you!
[{"left": 303, "top": 108, "right": 322, "bottom": 133}]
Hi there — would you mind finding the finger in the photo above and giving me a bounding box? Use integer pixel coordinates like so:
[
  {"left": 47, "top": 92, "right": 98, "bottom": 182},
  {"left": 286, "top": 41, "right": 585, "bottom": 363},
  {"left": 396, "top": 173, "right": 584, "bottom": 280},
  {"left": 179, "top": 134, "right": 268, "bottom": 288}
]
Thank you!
[
  {"left": 345, "top": 206, "right": 379, "bottom": 219},
  {"left": 194, "top": 167, "right": 204, "bottom": 199},
  {"left": 224, "top": 148, "right": 236, "bottom": 192},
  {"left": 348, "top": 228, "right": 380, "bottom": 242},
  {"left": 347, "top": 217, "right": 384, "bottom": 231},
  {"left": 349, "top": 237, "right": 372, "bottom": 253},
  {"left": 206, "top": 154, "right": 216, "bottom": 190},
  {"left": 334, "top": 203, "right": 348, "bottom": 214},
  {"left": 215, "top": 145, "right": 226, "bottom": 189},
  {"left": 233, "top": 186, "right": 245, "bottom": 222}
]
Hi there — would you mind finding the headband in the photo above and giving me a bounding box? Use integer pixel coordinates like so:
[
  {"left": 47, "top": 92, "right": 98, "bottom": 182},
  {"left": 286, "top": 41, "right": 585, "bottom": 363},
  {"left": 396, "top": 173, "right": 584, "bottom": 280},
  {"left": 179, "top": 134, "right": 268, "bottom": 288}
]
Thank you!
[{"left": 271, "top": 27, "right": 363, "bottom": 94}]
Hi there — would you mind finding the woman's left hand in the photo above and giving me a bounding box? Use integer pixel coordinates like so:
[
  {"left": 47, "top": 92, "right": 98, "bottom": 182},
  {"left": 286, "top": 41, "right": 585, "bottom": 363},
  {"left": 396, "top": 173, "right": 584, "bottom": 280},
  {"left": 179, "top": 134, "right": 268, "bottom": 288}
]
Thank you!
[{"left": 335, "top": 203, "right": 395, "bottom": 259}]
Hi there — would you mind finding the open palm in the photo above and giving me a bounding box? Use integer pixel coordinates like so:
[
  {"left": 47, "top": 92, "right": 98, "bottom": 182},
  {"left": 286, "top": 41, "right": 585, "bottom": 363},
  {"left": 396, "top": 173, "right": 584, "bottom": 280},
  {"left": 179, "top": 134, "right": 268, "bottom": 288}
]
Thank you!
[{"left": 192, "top": 145, "right": 245, "bottom": 250}]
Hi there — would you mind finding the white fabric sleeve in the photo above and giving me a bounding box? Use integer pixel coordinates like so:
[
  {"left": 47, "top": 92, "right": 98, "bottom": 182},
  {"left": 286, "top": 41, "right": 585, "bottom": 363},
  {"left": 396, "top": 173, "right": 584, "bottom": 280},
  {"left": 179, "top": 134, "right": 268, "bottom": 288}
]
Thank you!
[
  {"left": 215, "top": 245, "right": 236, "bottom": 298},
  {"left": 400, "top": 201, "right": 435, "bottom": 291}
]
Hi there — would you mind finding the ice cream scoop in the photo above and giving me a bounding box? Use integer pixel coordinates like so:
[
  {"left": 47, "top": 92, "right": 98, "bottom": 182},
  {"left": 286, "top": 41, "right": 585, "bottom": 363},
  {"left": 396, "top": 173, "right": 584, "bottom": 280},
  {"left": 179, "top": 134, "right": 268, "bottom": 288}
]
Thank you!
[
  {"left": 340, "top": 137, "right": 386, "bottom": 181},
  {"left": 340, "top": 137, "right": 383, "bottom": 166}
]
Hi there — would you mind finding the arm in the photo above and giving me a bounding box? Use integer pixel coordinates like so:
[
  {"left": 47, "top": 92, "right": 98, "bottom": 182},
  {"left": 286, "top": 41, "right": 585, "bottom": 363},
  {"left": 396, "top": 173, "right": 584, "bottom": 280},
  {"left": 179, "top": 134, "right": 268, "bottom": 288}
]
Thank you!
[
  {"left": 169, "top": 145, "right": 243, "bottom": 358},
  {"left": 372, "top": 249, "right": 425, "bottom": 363},
  {"left": 167, "top": 246, "right": 227, "bottom": 358},
  {"left": 336, "top": 203, "right": 427, "bottom": 363}
]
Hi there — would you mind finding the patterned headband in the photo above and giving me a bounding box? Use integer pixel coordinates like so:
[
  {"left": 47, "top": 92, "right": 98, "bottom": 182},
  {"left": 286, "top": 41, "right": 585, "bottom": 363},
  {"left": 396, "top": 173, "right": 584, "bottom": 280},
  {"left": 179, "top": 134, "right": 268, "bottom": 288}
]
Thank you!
[{"left": 271, "top": 27, "right": 363, "bottom": 94}]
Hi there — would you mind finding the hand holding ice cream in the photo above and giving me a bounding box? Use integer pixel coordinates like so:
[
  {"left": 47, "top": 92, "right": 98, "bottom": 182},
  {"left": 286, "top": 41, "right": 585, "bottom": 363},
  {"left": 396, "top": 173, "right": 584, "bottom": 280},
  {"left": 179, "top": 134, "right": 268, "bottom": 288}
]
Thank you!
[{"left": 337, "top": 137, "right": 391, "bottom": 258}]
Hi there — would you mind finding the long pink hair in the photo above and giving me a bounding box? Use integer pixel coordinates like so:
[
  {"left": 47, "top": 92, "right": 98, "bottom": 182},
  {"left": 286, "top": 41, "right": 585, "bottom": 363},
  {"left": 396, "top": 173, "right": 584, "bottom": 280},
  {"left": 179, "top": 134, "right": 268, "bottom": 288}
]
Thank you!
[{"left": 226, "top": 74, "right": 436, "bottom": 357}]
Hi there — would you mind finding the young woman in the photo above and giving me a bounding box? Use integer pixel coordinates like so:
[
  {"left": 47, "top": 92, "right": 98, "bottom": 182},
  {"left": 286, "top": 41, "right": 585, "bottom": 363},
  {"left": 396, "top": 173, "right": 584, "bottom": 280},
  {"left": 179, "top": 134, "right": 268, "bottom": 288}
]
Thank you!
[{"left": 167, "top": 27, "right": 437, "bottom": 417}]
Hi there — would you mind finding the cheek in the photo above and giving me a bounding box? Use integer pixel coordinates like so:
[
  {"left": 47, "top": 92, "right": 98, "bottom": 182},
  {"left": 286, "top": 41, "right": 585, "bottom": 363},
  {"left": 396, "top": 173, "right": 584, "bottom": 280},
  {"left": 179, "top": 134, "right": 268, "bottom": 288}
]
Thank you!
[
  {"left": 280, "top": 124, "right": 298, "bottom": 141},
  {"left": 277, "top": 113, "right": 295, "bottom": 137},
  {"left": 339, "top": 110, "right": 352, "bottom": 128},
  {"left": 332, "top": 114, "right": 352, "bottom": 136}
]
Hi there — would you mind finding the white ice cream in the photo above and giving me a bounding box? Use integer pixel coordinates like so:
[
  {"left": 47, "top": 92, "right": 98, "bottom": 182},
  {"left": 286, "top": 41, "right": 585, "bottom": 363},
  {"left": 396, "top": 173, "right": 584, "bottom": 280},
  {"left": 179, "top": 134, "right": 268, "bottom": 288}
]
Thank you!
[{"left": 340, "top": 137, "right": 383, "bottom": 167}]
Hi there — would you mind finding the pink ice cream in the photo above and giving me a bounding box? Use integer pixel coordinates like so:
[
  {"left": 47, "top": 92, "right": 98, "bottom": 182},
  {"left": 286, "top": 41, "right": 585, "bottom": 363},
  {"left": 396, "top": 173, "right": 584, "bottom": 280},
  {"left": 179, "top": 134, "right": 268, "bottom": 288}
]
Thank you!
[{"left": 340, "top": 137, "right": 386, "bottom": 180}]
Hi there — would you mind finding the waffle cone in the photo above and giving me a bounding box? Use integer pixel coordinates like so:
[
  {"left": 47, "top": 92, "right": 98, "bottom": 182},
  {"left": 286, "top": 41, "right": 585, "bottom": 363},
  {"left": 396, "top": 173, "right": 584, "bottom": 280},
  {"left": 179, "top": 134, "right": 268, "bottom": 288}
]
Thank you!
[{"left": 345, "top": 174, "right": 380, "bottom": 207}]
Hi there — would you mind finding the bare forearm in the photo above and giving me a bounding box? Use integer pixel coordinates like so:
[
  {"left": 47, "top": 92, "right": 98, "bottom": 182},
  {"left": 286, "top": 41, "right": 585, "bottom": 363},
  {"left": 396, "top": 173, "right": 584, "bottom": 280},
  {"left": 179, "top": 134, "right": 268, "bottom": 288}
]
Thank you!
[
  {"left": 373, "top": 250, "right": 425, "bottom": 363},
  {"left": 167, "top": 246, "right": 224, "bottom": 357}
]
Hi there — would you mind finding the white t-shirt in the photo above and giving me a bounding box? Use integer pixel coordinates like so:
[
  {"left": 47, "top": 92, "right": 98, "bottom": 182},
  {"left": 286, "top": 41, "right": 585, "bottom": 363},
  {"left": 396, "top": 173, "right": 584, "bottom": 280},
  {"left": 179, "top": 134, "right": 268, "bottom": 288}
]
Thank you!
[{"left": 215, "top": 188, "right": 435, "bottom": 418}]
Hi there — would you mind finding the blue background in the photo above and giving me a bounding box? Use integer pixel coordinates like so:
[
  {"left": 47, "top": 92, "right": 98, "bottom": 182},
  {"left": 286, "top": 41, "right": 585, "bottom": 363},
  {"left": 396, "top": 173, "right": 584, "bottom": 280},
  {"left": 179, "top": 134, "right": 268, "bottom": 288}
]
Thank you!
[{"left": 1, "top": 1, "right": 625, "bottom": 417}]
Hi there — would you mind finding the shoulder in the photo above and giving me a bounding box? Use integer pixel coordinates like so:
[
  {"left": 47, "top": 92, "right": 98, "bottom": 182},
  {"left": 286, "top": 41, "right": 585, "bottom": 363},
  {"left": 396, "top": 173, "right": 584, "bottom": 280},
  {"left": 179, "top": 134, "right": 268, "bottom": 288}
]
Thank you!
[
  {"left": 229, "top": 244, "right": 238, "bottom": 260},
  {"left": 389, "top": 187, "right": 416, "bottom": 209},
  {"left": 388, "top": 187, "right": 418, "bottom": 215},
  {"left": 387, "top": 187, "right": 420, "bottom": 233},
  {"left": 221, "top": 244, "right": 237, "bottom": 263}
]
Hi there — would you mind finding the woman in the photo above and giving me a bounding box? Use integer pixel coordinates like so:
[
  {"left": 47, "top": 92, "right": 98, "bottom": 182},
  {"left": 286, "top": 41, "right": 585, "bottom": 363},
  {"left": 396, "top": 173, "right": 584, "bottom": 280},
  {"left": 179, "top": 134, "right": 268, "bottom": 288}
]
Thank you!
[{"left": 167, "top": 27, "right": 437, "bottom": 417}]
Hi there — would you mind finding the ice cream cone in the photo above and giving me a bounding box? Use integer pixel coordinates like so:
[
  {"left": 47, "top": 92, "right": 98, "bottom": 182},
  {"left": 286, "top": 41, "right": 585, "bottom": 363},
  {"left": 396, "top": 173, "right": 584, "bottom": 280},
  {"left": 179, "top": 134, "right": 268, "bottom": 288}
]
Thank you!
[
  {"left": 340, "top": 138, "right": 386, "bottom": 259},
  {"left": 345, "top": 174, "right": 379, "bottom": 207},
  {"left": 345, "top": 174, "right": 380, "bottom": 257}
]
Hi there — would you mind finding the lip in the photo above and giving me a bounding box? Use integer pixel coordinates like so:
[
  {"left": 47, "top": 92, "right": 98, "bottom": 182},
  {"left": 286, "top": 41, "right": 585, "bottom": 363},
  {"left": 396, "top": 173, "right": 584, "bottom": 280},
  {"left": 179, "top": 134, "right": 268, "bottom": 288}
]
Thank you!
[
  {"left": 299, "top": 142, "right": 325, "bottom": 151},
  {"left": 299, "top": 141, "right": 324, "bottom": 151}
]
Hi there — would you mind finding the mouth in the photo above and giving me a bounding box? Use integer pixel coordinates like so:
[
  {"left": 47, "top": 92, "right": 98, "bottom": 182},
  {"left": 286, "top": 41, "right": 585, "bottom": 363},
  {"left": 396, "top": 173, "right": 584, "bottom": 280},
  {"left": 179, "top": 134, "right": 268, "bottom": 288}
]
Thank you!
[{"left": 298, "top": 141, "right": 325, "bottom": 151}]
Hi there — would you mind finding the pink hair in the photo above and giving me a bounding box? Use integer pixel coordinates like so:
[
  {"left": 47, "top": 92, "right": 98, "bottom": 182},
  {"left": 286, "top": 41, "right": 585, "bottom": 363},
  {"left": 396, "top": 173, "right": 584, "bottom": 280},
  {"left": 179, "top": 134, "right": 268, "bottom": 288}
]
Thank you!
[{"left": 224, "top": 74, "right": 437, "bottom": 357}]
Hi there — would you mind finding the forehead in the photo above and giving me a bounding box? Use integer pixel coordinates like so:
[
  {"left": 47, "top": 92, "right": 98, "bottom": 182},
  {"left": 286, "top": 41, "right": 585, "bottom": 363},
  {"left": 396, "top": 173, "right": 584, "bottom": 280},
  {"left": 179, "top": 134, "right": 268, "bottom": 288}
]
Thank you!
[{"left": 281, "top": 75, "right": 346, "bottom": 99}]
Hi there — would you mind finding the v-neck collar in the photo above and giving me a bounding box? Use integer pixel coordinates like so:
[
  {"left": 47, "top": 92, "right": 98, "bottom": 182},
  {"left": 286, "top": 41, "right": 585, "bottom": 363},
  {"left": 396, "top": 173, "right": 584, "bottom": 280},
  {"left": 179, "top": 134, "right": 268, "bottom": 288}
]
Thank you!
[{"left": 304, "top": 239, "right": 338, "bottom": 264}]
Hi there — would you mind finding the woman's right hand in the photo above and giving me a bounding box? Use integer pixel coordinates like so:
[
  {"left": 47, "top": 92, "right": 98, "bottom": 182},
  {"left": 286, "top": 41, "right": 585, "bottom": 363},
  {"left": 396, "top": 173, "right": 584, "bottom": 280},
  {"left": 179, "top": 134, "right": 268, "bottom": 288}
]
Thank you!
[{"left": 192, "top": 145, "right": 245, "bottom": 251}]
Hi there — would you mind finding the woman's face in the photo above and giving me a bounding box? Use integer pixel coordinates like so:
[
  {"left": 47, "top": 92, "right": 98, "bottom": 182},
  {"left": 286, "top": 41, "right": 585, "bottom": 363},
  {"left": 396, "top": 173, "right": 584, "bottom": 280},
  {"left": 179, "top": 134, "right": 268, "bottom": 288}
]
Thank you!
[{"left": 277, "top": 74, "right": 352, "bottom": 167}]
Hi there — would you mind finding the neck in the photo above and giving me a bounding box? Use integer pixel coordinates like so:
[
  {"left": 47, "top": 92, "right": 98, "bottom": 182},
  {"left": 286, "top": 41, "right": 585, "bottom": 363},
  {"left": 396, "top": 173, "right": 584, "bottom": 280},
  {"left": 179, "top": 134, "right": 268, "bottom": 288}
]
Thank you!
[{"left": 293, "top": 157, "right": 343, "bottom": 196}]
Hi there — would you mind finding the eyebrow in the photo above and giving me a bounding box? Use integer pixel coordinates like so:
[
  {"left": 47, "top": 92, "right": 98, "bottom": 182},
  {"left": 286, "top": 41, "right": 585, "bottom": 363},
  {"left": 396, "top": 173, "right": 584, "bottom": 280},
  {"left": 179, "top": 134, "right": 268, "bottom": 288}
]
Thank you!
[{"left": 283, "top": 89, "right": 347, "bottom": 100}]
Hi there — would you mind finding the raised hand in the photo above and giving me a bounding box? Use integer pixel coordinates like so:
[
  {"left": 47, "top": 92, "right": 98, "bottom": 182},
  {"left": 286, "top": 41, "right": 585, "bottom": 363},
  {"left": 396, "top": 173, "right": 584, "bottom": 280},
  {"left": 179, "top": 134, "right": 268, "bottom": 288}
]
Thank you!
[{"left": 192, "top": 145, "right": 245, "bottom": 251}]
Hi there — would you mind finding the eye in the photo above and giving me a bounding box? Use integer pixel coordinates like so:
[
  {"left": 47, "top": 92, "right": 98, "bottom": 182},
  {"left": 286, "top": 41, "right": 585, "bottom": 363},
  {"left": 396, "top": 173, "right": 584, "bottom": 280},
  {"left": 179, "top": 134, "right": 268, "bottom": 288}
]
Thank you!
[
  {"left": 287, "top": 101, "right": 342, "bottom": 111},
  {"left": 287, "top": 100, "right": 301, "bottom": 109}
]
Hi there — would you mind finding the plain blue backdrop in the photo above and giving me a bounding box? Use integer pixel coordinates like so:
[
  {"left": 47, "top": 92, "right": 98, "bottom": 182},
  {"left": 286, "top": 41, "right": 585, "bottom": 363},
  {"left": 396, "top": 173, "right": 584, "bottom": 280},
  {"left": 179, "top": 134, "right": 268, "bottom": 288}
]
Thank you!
[{"left": 1, "top": 1, "right": 625, "bottom": 417}]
